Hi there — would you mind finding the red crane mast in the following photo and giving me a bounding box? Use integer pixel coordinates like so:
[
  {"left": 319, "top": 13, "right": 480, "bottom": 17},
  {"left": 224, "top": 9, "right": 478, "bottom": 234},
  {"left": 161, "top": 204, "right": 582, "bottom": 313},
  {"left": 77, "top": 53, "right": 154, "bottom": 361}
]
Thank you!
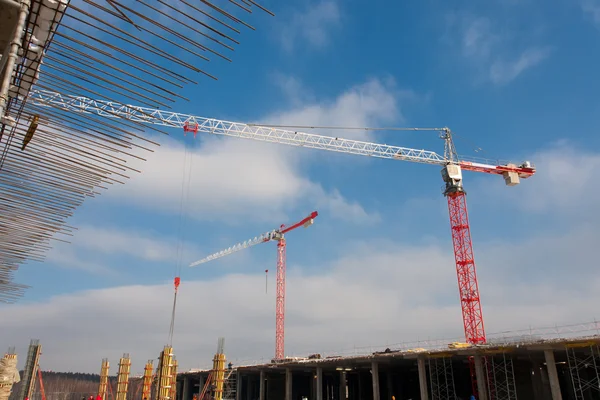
[{"left": 189, "top": 211, "right": 318, "bottom": 360}]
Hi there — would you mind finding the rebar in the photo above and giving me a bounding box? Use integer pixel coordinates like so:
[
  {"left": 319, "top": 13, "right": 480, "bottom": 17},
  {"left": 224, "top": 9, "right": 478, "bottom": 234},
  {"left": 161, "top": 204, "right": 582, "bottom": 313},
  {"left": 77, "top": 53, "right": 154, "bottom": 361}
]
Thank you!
[{"left": 0, "top": 0, "right": 274, "bottom": 301}]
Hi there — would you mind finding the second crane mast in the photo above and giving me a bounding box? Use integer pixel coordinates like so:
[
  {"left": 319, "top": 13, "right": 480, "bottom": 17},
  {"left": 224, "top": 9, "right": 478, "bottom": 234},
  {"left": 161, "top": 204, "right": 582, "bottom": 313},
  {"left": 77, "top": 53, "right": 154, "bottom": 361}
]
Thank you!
[{"left": 190, "top": 211, "right": 319, "bottom": 360}]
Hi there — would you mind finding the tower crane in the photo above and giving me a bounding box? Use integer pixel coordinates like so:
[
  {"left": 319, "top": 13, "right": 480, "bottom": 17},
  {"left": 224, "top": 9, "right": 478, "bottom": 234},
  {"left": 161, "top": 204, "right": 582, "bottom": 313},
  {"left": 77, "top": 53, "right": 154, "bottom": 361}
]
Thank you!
[
  {"left": 28, "top": 88, "right": 536, "bottom": 348},
  {"left": 189, "top": 211, "right": 318, "bottom": 360}
]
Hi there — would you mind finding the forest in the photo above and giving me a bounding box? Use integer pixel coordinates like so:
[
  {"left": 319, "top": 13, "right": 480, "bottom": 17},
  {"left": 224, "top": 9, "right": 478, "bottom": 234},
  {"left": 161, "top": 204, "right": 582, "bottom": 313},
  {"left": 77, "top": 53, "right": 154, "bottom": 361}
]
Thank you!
[{"left": 8, "top": 371, "right": 145, "bottom": 400}]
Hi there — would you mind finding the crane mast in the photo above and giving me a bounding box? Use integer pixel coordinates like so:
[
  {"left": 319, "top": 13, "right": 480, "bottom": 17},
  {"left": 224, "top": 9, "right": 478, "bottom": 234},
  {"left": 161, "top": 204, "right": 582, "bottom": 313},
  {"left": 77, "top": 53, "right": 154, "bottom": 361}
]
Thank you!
[
  {"left": 189, "top": 211, "right": 318, "bottom": 360},
  {"left": 29, "top": 89, "right": 536, "bottom": 354}
]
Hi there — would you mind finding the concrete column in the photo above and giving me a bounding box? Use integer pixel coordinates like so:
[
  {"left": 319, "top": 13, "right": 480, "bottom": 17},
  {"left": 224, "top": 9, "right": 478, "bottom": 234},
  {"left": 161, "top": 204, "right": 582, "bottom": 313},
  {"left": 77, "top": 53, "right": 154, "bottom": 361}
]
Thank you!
[
  {"left": 236, "top": 372, "right": 242, "bottom": 400},
  {"left": 474, "top": 355, "right": 488, "bottom": 400},
  {"left": 339, "top": 371, "right": 347, "bottom": 400},
  {"left": 182, "top": 376, "right": 190, "bottom": 400},
  {"left": 246, "top": 375, "right": 254, "bottom": 400},
  {"left": 316, "top": 367, "right": 323, "bottom": 400},
  {"left": 530, "top": 361, "right": 544, "bottom": 400},
  {"left": 417, "top": 357, "right": 429, "bottom": 400},
  {"left": 285, "top": 368, "right": 292, "bottom": 400},
  {"left": 371, "top": 361, "right": 380, "bottom": 400},
  {"left": 259, "top": 371, "right": 265, "bottom": 400},
  {"left": 544, "top": 350, "right": 563, "bottom": 400},
  {"left": 386, "top": 372, "right": 393, "bottom": 400}
]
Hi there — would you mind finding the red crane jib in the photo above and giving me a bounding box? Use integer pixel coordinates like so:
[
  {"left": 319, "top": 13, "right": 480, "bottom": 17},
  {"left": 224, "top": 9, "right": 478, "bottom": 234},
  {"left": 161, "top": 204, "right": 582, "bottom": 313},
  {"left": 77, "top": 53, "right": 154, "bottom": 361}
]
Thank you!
[{"left": 280, "top": 211, "right": 319, "bottom": 234}]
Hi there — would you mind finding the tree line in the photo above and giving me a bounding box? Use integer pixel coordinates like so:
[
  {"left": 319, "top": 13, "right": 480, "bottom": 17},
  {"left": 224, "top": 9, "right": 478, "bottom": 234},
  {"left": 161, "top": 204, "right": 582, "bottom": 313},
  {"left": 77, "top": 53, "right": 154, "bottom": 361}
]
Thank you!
[{"left": 8, "top": 371, "right": 145, "bottom": 400}]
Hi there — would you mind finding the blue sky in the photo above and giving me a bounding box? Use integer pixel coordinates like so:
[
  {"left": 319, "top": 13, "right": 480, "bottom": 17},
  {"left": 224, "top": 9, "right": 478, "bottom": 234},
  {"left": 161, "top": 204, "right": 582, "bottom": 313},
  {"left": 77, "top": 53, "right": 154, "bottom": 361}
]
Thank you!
[{"left": 2, "top": 0, "right": 600, "bottom": 373}]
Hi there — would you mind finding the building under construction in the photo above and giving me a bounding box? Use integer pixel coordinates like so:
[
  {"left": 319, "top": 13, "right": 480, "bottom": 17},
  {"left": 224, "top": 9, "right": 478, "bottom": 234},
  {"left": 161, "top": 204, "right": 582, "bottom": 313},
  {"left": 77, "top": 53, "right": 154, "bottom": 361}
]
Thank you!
[
  {"left": 2, "top": 1, "right": 599, "bottom": 400},
  {"left": 176, "top": 332, "right": 600, "bottom": 400}
]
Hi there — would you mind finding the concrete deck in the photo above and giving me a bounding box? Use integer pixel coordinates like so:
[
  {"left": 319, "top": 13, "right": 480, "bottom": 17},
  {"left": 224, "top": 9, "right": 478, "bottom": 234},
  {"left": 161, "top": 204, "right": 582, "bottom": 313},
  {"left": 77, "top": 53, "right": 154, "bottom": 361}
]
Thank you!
[{"left": 177, "top": 335, "right": 600, "bottom": 400}]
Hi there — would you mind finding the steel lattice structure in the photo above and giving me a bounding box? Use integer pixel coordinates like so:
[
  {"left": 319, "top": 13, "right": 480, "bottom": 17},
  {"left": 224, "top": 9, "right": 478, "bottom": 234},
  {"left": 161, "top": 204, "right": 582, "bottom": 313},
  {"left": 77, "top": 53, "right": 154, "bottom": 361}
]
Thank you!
[
  {"left": 566, "top": 344, "right": 600, "bottom": 400},
  {"left": 0, "top": 0, "right": 273, "bottom": 301},
  {"left": 447, "top": 192, "right": 485, "bottom": 344},
  {"left": 486, "top": 353, "right": 518, "bottom": 400},
  {"left": 275, "top": 238, "right": 286, "bottom": 360},
  {"left": 428, "top": 357, "right": 457, "bottom": 400}
]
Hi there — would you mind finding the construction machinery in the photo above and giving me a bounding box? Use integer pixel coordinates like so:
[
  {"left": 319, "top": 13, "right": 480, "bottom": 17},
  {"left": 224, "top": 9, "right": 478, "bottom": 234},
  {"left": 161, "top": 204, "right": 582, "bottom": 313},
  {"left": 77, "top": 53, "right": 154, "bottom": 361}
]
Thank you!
[
  {"left": 190, "top": 211, "right": 318, "bottom": 360},
  {"left": 28, "top": 89, "right": 536, "bottom": 395},
  {"left": 30, "top": 88, "right": 535, "bottom": 346}
]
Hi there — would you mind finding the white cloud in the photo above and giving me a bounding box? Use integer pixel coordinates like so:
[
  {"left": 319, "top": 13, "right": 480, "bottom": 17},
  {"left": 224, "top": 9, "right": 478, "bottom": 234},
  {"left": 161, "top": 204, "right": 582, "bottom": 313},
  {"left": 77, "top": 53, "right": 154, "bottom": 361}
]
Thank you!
[
  {"left": 263, "top": 77, "right": 402, "bottom": 141},
  {"left": 44, "top": 244, "right": 118, "bottom": 276},
  {"left": 104, "top": 77, "right": 407, "bottom": 225},
  {"left": 446, "top": 13, "right": 550, "bottom": 85},
  {"left": 39, "top": 225, "right": 203, "bottom": 277},
  {"left": 271, "top": 73, "right": 315, "bottom": 106},
  {"left": 71, "top": 225, "right": 185, "bottom": 262},
  {"left": 278, "top": 0, "right": 341, "bottom": 52},
  {"left": 480, "top": 141, "right": 600, "bottom": 219},
  {"left": 2, "top": 217, "right": 599, "bottom": 373},
  {"left": 3, "top": 145, "right": 599, "bottom": 373},
  {"left": 489, "top": 46, "right": 551, "bottom": 85},
  {"left": 582, "top": 0, "right": 600, "bottom": 26},
  {"left": 105, "top": 136, "right": 376, "bottom": 225}
]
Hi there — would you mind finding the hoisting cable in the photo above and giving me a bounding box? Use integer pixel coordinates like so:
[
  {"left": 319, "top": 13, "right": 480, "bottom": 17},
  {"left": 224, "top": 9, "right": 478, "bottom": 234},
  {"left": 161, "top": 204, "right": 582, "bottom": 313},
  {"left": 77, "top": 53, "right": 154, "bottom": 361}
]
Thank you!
[
  {"left": 167, "top": 138, "right": 194, "bottom": 346},
  {"left": 245, "top": 124, "right": 446, "bottom": 132}
]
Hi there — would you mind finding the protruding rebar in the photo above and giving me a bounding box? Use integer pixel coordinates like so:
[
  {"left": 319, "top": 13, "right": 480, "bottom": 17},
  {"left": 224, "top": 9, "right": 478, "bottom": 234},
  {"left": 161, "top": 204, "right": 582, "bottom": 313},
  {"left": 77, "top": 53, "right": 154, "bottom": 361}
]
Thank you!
[{"left": 0, "top": 0, "right": 273, "bottom": 302}]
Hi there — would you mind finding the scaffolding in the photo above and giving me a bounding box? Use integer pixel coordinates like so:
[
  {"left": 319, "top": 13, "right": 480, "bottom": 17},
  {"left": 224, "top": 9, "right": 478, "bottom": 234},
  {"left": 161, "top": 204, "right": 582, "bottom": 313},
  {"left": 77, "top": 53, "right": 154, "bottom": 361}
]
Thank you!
[
  {"left": 98, "top": 359, "right": 110, "bottom": 400},
  {"left": 486, "top": 353, "right": 518, "bottom": 400},
  {"left": 566, "top": 344, "right": 600, "bottom": 400},
  {"left": 428, "top": 356, "right": 457, "bottom": 400},
  {"left": 116, "top": 354, "right": 131, "bottom": 400},
  {"left": 19, "top": 339, "right": 42, "bottom": 400},
  {"left": 221, "top": 370, "right": 237, "bottom": 400}
]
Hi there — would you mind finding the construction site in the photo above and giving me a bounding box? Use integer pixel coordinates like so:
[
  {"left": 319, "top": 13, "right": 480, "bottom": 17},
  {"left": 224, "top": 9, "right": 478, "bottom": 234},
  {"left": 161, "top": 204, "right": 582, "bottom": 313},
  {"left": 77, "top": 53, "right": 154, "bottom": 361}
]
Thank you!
[{"left": 0, "top": 0, "right": 598, "bottom": 399}]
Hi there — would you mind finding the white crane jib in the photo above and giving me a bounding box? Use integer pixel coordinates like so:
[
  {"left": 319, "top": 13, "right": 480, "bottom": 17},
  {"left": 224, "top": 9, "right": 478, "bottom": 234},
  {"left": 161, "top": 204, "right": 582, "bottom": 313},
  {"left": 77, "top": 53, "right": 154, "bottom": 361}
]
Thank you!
[
  {"left": 189, "top": 229, "right": 278, "bottom": 267},
  {"left": 27, "top": 88, "right": 535, "bottom": 181}
]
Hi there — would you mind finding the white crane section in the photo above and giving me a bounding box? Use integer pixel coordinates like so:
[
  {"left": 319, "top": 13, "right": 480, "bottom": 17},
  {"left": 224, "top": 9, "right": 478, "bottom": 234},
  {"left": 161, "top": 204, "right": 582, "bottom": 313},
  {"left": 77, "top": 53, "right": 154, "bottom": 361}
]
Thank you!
[
  {"left": 190, "top": 230, "right": 278, "bottom": 267},
  {"left": 27, "top": 89, "right": 536, "bottom": 179}
]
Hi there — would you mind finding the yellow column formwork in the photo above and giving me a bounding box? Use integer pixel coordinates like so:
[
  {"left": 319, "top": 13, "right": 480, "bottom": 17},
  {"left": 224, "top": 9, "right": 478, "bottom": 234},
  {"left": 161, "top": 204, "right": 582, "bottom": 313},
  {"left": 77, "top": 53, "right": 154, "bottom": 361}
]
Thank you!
[
  {"left": 141, "top": 360, "right": 153, "bottom": 400},
  {"left": 116, "top": 354, "right": 131, "bottom": 400},
  {"left": 156, "top": 346, "right": 173, "bottom": 400},
  {"left": 154, "top": 351, "right": 163, "bottom": 400},
  {"left": 98, "top": 359, "right": 110, "bottom": 400},
  {"left": 212, "top": 353, "right": 226, "bottom": 400},
  {"left": 169, "top": 359, "right": 178, "bottom": 400}
]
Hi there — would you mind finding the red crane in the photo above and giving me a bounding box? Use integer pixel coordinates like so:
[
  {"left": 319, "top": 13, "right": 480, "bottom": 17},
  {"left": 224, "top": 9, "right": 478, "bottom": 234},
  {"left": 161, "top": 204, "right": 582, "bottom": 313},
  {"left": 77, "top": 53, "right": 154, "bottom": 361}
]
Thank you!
[
  {"left": 31, "top": 89, "right": 537, "bottom": 393},
  {"left": 189, "top": 211, "right": 319, "bottom": 360}
]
